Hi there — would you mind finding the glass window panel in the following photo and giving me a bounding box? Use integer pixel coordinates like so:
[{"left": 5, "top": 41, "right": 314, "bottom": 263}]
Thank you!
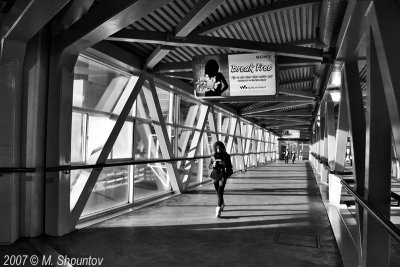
[
  {"left": 203, "top": 132, "right": 214, "bottom": 156},
  {"left": 81, "top": 166, "right": 130, "bottom": 217},
  {"left": 220, "top": 113, "right": 231, "bottom": 134},
  {"left": 112, "top": 121, "right": 133, "bottom": 159},
  {"left": 87, "top": 116, "right": 116, "bottom": 164},
  {"left": 188, "top": 159, "right": 202, "bottom": 186},
  {"left": 156, "top": 87, "right": 171, "bottom": 123},
  {"left": 176, "top": 127, "right": 195, "bottom": 158},
  {"left": 178, "top": 96, "right": 200, "bottom": 127},
  {"left": 133, "top": 163, "right": 171, "bottom": 201},
  {"left": 134, "top": 121, "right": 162, "bottom": 160},
  {"left": 202, "top": 157, "right": 212, "bottom": 182},
  {"left": 73, "top": 56, "right": 130, "bottom": 112},
  {"left": 71, "top": 112, "right": 86, "bottom": 163},
  {"left": 135, "top": 90, "right": 151, "bottom": 120}
]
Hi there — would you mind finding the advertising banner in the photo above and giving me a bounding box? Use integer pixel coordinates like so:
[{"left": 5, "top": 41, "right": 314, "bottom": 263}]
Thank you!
[
  {"left": 228, "top": 52, "right": 276, "bottom": 96},
  {"left": 193, "top": 52, "right": 276, "bottom": 98},
  {"left": 281, "top": 130, "right": 300, "bottom": 139}
]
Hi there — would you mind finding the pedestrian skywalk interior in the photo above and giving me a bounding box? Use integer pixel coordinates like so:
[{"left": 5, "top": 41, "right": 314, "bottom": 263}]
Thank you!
[{"left": 2, "top": 0, "right": 400, "bottom": 266}]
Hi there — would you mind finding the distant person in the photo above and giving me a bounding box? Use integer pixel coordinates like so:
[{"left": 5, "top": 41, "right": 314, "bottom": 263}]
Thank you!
[
  {"left": 292, "top": 150, "right": 296, "bottom": 164},
  {"left": 209, "top": 141, "right": 233, "bottom": 217},
  {"left": 284, "top": 149, "right": 289, "bottom": 164},
  {"left": 203, "top": 59, "right": 228, "bottom": 96}
]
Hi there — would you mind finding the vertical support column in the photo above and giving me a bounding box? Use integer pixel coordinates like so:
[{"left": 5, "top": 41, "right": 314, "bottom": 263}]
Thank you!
[
  {"left": 319, "top": 113, "right": 326, "bottom": 177},
  {"left": 329, "top": 78, "right": 349, "bottom": 206},
  {"left": 322, "top": 96, "right": 335, "bottom": 184},
  {"left": 369, "top": 0, "right": 400, "bottom": 158},
  {"left": 19, "top": 30, "right": 49, "bottom": 237},
  {"left": 0, "top": 39, "right": 26, "bottom": 244},
  {"left": 343, "top": 62, "right": 366, "bottom": 261},
  {"left": 361, "top": 27, "right": 391, "bottom": 267},
  {"left": 45, "top": 52, "right": 77, "bottom": 236}
]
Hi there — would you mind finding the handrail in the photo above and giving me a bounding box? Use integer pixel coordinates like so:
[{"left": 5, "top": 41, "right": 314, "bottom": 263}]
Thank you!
[
  {"left": 341, "top": 180, "right": 400, "bottom": 243},
  {"left": 46, "top": 155, "right": 212, "bottom": 172},
  {"left": 46, "top": 152, "right": 274, "bottom": 172},
  {"left": 0, "top": 167, "right": 36, "bottom": 173},
  {"left": 312, "top": 154, "right": 353, "bottom": 175}
]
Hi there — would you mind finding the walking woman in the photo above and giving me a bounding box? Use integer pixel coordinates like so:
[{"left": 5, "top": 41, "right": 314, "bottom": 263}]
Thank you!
[{"left": 209, "top": 141, "right": 233, "bottom": 217}]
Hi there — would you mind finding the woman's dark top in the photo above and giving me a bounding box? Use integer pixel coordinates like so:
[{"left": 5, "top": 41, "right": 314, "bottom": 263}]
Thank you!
[{"left": 209, "top": 152, "right": 233, "bottom": 179}]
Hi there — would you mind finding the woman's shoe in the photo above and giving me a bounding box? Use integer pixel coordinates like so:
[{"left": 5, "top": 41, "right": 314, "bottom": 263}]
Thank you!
[{"left": 215, "top": 206, "right": 221, "bottom": 217}]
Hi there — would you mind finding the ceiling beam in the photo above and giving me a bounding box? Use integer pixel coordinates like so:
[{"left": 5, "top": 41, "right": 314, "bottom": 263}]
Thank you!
[
  {"left": 259, "top": 118, "right": 311, "bottom": 124},
  {"left": 280, "top": 78, "right": 314, "bottom": 86},
  {"left": 278, "top": 56, "right": 321, "bottom": 66},
  {"left": 279, "top": 64, "right": 317, "bottom": 71},
  {"left": 243, "top": 98, "right": 313, "bottom": 111},
  {"left": 147, "top": 0, "right": 225, "bottom": 70},
  {"left": 91, "top": 41, "right": 143, "bottom": 71},
  {"left": 145, "top": 45, "right": 174, "bottom": 69},
  {"left": 3, "top": 0, "right": 70, "bottom": 42},
  {"left": 279, "top": 88, "right": 315, "bottom": 99},
  {"left": 241, "top": 102, "right": 312, "bottom": 115},
  {"left": 246, "top": 111, "right": 313, "bottom": 117},
  {"left": 154, "top": 61, "right": 192, "bottom": 73},
  {"left": 155, "top": 56, "right": 321, "bottom": 73},
  {"left": 207, "top": 95, "right": 317, "bottom": 103},
  {"left": 164, "top": 72, "right": 193, "bottom": 80},
  {"left": 268, "top": 122, "right": 311, "bottom": 128},
  {"left": 175, "top": 0, "right": 225, "bottom": 37},
  {"left": 191, "top": 0, "right": 321, "bottom": 36},
  {"left": 108, "top": 30, "right": 324, "bottom": 60},
  {"left": 54, "top": 0, "right": 173, "bottom": 54}
]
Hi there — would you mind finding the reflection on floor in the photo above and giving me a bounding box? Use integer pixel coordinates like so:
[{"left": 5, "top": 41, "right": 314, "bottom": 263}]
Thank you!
[{"left": 1, "top": 161, "right": 343, "bottom": 267}]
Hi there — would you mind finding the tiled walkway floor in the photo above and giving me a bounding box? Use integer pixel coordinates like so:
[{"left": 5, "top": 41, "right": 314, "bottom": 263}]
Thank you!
[{"left": 1, "top": 161, "right": 343, "bottom": 267}]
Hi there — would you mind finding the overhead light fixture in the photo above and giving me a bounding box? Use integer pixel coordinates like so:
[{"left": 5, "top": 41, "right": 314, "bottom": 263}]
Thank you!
[
  {"left": 327, "top": 70, "right": 341, "bottom": 89},
  {"left": 330, "top": 91, "right": 341, "bottom": 102}
]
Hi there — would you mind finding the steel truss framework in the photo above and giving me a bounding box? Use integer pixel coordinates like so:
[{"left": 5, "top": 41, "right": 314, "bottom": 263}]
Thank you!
[
  {"left": 310, "top": 2, "right": 400, "bottom": 266},
  {"left": 61, "top": 64, "right": 279, "bottom": 233}
]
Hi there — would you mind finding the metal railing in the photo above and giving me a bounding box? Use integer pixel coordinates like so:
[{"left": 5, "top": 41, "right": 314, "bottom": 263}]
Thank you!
[
  {"left": 0, "top": 167, "right": 36, "bottom": 173},
  {"left": 311, "top": 151, "right": 400, "bottom": 242},
  {"left": 46, "top": 155, "right": 212, "bottom": 172},
  {"left": 341, "top": 180, "right": 400, "bottom": 243}
]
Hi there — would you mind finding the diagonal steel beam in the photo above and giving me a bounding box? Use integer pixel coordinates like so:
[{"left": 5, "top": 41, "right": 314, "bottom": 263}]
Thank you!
[
  {"left": 55, "top": 0, "right": 173, "bottom": 54},
  {"left": 108, "top": 30, "right": 324, "bottom": 60},
  {"left": 191, "top": 0, "right": 321, "bottom": 36},
  {"left": 145, "top": 78, "right": 183, "bottom": 192},
  {"left": 145, "top": 45, "right": 175, "bottom": 69},
  {"left": 369, "top": 1, "right": 400, "bottom": 160},
  {"left": 4, "top": 0, "right": 70, "bottom": 42},
  {"left": 175, "top": 0, "right": 225, "bottom": 37}
]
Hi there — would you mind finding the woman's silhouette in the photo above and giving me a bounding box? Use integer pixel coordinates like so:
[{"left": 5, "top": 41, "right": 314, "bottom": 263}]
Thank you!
[{"left": 204, "top": 59, "right": 228, "bottom": 96}]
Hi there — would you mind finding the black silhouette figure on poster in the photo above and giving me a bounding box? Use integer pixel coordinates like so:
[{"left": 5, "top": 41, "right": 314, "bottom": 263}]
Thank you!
[{"left": 196, "top": 59, "right": 228, "bottom": 97}]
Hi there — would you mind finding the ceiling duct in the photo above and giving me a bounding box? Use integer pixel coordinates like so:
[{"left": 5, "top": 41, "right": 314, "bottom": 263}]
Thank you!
[{"left": 319, "top": 0, "right": 347, "bottom": 47}]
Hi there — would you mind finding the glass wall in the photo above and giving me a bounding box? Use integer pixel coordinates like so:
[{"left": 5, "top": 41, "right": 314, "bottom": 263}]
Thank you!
[{"left": 70, "top": 54, "right": 278, "bottom": 219}]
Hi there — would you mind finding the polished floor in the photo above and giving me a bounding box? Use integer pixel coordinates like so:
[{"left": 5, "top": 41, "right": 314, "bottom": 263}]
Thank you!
[{"left": 1, "top": 161, "right": 343, "bottom": 266}]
